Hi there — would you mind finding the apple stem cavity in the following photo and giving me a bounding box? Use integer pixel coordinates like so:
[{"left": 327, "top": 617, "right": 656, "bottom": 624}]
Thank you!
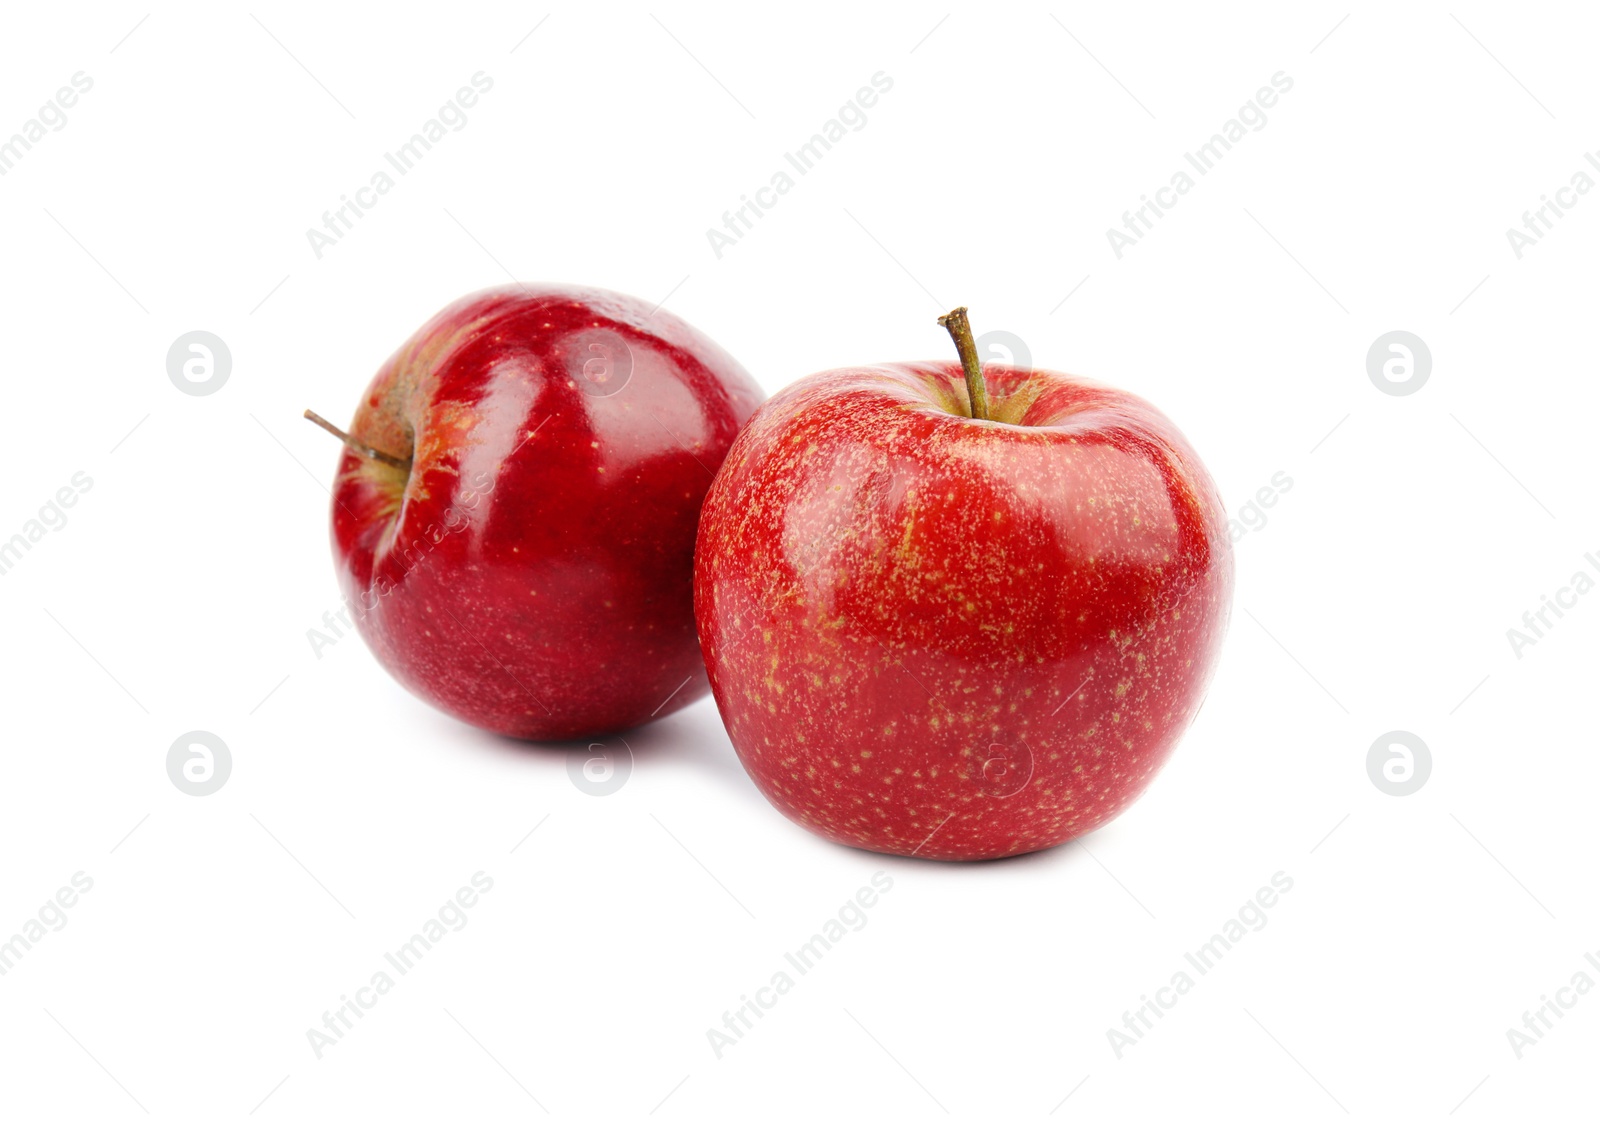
[
  {"left": 937, "top": 306, "right": 991, "bottom": 421},
  {"left": 303, "top": 409, "right": 412, "bottom": 473}
]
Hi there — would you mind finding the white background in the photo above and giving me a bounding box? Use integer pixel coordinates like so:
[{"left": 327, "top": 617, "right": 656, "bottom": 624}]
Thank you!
[{"left": 1, "top": 2, "right": 1595, "bottom": 1125}]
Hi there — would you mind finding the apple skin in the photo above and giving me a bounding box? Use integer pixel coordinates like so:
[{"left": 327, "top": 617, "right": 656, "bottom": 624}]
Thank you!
[
  {"left": 330, "top": 284, "right": 763, "bottom": 741},
  {"left": 694, "top": 361, "right": 1232, "bottom": 861}
]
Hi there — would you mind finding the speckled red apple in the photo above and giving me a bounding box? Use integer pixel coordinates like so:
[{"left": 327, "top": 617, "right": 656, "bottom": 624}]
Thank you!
[
  {"left": 694, "top": 309, "right": 1232, "bottom": 861},
  {"left": 317, "top": 284, "right": 763, "bottom": 740}
]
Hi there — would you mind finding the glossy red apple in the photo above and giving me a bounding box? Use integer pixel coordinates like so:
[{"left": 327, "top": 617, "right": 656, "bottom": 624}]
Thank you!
[
  {"left": 316, "top": 284, "right": 763, "bottom": 740},
  {"left": 694, "top": 309, "right": 1232, "bottom": 860}
]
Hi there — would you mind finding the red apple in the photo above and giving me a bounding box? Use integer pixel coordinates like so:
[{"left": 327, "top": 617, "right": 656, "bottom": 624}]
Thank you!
[
  {"left": 317, "top": 284, "right": 763, "bottom": 740},
  {"left": 694, "top": 309, "right": 1232, "bottom": 860}
]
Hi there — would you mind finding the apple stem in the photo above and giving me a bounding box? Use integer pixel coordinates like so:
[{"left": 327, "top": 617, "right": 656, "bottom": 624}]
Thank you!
[
  {"left": 937, "top": 307, "right": 990, "bottom": 421},
  {"left": 303, "top": 409, "right": 412, "bottom": 472}
]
